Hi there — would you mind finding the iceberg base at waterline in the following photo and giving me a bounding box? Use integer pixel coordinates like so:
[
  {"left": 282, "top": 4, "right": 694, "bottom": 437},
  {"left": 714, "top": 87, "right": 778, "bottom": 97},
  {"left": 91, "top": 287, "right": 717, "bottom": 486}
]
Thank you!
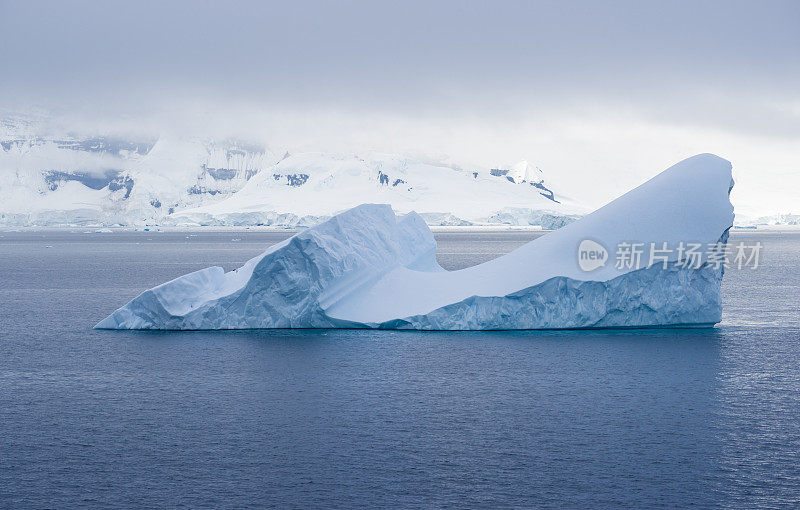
[
  {"left": 378, "top": 262, "right": 725, "bottom": 330},
  {"left": 96, "top": 154, "right": 735, "bottom": 331}
]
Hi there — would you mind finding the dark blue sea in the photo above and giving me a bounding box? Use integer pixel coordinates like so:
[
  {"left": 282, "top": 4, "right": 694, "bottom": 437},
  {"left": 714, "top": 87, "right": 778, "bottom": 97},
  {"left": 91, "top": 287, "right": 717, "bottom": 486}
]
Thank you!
[{"left": 1, "top": 229, "right": 799, "bottom": 508}]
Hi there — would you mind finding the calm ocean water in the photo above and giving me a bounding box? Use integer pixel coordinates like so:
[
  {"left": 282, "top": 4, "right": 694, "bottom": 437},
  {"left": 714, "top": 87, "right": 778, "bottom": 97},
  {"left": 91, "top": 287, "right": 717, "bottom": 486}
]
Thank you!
[{"left": 1, "top": 229, "right": 798, "bottom": 508}]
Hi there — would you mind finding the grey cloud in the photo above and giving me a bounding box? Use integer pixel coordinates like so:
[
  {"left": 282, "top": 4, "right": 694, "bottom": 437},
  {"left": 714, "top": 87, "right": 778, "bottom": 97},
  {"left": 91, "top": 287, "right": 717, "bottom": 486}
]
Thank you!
[{"left": 0, "top": 0, "right": 798, "bottom": 139}]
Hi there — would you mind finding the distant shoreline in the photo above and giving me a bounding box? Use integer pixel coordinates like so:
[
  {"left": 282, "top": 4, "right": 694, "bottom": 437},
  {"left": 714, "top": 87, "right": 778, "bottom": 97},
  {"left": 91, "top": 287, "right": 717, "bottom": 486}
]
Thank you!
[{"left": 1, "top": 224, "right": 799, "bottom": 233}]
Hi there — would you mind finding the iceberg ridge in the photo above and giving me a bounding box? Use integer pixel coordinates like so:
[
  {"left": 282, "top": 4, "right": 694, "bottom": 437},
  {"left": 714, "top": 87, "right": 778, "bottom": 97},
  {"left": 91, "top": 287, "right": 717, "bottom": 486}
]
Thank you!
[{"left": 95, "top": 205, "right": 440, "bottom": 329}]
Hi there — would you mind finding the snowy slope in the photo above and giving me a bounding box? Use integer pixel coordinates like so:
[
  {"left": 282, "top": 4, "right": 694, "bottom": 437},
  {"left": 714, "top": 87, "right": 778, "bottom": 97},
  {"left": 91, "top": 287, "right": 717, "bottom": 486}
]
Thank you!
[
  {"left": 0, "top": 114, "right": 584, "bottom": 227},
  {"left": 0, "top": 115, "right": 278, "bottom": 226},
  {"left": 170, "top": 152, "right": 583, "bottom": 227}
]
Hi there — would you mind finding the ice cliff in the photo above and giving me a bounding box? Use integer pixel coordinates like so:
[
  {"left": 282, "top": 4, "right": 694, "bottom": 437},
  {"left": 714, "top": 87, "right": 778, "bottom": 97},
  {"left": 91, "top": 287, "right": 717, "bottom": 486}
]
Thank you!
[{"left": 96, "top": 154, "right": 735, "bottom": 330}]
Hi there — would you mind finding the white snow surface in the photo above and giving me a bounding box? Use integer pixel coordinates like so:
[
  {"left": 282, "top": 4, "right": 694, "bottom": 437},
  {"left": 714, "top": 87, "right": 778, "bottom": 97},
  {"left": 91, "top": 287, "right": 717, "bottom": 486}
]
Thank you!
[
  {"left": 165, "top": 152, "right": 582, "bottom": 226},
  {"left": 0, "top": 116, "right": 582, "bottom": 227},
  {"left": 96, "top": 153, "right": 734, "bottom": 330}
]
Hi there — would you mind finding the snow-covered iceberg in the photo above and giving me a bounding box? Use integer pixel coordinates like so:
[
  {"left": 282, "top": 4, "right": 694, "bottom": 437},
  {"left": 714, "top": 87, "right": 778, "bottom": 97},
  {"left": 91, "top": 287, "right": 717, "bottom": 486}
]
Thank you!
[{"left": 96, "top": 154, "right": 734, "bottom": 330}]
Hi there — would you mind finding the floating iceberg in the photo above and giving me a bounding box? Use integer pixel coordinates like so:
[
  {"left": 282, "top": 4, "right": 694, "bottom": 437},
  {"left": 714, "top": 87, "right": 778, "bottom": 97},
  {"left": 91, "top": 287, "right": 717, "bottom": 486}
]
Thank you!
[{"left": 96, "top": 154, "right": 734, "bottom": 330}]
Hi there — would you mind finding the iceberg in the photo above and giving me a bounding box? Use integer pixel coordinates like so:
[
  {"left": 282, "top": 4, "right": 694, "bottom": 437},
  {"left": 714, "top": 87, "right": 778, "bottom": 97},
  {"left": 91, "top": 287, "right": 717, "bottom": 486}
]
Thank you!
[{"left": 96, "top": 154, "right": 735, "bottom": 330}]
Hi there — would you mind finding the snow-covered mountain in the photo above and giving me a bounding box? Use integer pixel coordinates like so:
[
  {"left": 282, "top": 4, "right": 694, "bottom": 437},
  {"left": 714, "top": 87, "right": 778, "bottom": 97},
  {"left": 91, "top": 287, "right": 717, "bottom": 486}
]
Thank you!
[
  {"left": 0, "top": 114, "right": 584, "bottom": 228},
  {"left": 736, "top": 213, "right": 800, "bottom": 227}
]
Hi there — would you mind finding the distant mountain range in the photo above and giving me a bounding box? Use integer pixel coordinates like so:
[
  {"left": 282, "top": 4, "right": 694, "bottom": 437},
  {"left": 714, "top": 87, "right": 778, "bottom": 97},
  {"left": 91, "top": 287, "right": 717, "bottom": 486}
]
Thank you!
[{"left": 0, "top": 113, "right": 586, "bottom": 228}]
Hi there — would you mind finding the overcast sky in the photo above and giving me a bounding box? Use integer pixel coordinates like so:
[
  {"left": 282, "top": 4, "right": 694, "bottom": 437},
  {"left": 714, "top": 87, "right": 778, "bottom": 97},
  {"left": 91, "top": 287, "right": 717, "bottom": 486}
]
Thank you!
[{"left": 1, "top": 0, "right": 798, "bottom": 216}]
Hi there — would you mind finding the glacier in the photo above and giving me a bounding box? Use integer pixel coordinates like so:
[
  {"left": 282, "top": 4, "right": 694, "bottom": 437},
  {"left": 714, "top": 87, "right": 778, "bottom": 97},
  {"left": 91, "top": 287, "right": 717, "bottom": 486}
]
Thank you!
[{"left": 96, "top": 154, "right": 735, "bottom": 330}]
